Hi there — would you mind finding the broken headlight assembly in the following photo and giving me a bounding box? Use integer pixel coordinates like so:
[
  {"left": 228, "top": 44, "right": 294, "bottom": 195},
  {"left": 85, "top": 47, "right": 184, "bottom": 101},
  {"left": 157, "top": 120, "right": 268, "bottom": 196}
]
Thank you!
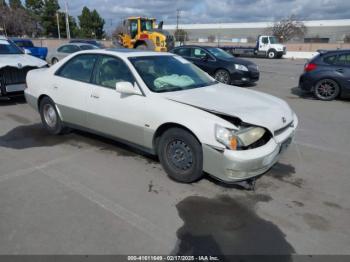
[{"left": 215, "top": 124, "right": 268, "bottom": 150}]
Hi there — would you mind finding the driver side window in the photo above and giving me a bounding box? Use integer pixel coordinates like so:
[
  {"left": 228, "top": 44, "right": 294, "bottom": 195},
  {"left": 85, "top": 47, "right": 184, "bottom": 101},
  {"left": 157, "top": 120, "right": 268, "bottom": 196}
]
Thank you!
[
  {"left": 191, "top": 48, "right": 207, "bottom": 59},
  {"left": 93, "top": 56, "right": 135, "bottom": 89},
  {"left": 262, "top": 37, "right": 269, "bottom": 44}
]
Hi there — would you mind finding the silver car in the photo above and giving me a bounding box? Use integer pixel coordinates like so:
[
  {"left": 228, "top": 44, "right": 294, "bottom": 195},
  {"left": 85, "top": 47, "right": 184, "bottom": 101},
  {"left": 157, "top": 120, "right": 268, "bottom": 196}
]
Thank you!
[{"left": 47, "top": 43, "right": 98, "bottom": 64}]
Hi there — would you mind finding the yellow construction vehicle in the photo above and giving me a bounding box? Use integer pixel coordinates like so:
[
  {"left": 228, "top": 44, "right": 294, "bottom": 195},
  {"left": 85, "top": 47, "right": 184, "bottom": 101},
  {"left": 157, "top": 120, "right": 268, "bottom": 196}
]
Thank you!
[{"left": 115, "top": 17, "right": 174, "bottom": 52}]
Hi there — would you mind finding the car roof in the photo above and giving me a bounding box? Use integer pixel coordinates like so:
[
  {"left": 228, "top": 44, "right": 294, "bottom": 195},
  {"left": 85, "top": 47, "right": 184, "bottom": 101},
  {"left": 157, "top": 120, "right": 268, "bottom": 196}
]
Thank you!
[
  {"left": 59, "top": 42, "right": 95, "bottom": 47},
  {"left": 74, "top": 48, "right": 175, "bottom": 58},
  {"left": 10, "top": 37, "right": 32, "bottom": 42},
  {"left": 173, "top": 45, "right": 217, "bottom": 49},
  {"left": 318, "top": 49, "right": 350, "bottom": 55}
]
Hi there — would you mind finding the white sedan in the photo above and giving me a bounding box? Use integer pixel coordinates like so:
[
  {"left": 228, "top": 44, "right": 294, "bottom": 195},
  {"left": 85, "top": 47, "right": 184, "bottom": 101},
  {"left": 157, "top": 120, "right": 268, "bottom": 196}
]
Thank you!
[{"left": 25, "top": 49, "right": 298, "bottom": 184}]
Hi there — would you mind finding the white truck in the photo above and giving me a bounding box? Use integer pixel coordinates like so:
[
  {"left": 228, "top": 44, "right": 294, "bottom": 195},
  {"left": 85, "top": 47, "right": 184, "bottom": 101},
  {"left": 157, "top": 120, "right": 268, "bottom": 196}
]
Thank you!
[{"left": 222, "top": 35, "right": 287, "bottom": 59}]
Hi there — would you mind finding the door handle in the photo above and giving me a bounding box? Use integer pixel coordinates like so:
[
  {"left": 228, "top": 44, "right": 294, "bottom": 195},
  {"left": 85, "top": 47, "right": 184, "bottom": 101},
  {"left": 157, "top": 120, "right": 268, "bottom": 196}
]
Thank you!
[{"left": 91, "top": 94, "right": 100, "bottom": 99}]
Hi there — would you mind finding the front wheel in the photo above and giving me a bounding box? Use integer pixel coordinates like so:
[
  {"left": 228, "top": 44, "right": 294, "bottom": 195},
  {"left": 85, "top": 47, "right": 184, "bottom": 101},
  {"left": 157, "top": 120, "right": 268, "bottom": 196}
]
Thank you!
[
  {"left": 39, "top": 97, "right": 66, "bottom": 135},
  {"left": 214, "top": 69, "right": 231, "bottom": 84},
  {"left": 158, "top": 128, "right": 203, "bottom": 183},
  {"left": 314, "top": 79, "right": 340, "bottom": 101},
  {"left": 267, "top": 50, "right": 276, "bottom": 59}
]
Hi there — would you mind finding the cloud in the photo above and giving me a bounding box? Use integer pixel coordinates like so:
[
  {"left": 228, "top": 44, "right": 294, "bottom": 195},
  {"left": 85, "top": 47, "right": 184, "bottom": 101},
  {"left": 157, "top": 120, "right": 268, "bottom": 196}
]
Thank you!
[{"left": 59, "top": 0, "right": 349, "bottom": 32}]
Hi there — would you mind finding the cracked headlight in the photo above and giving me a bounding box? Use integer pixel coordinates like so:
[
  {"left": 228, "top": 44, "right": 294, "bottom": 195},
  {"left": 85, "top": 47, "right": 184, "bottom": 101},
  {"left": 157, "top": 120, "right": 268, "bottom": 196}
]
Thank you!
[
  {"left": 215, "top": 125, "right": 266, "bottom": 150},
  {"left": 234, "top": 64, "right": 249, "bottom": 72}
]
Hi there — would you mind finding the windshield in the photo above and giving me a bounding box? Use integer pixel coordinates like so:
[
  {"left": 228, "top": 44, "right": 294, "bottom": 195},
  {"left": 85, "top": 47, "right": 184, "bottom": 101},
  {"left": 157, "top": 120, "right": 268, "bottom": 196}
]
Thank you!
[
  {"left": 0, "top": 39, "right": 23, "bottom": 54},
  {"left": 207, "top": 47, "right": 233, "bottom": 59},
  {"left": 269, "top": 37, "right": 279, "bottom": 44},
  {"left": 140, "top": 19, "right": 154, "bottom": 31},
  {"left": 14, "top": 40, "right": 34, "bottom": 48},
  {"left": 129, "top": 55, "right": 217, "bottom": 93}
]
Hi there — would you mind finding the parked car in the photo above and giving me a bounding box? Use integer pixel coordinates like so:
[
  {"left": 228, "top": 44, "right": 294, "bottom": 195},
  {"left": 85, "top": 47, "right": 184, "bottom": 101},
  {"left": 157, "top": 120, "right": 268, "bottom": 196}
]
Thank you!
[
  {"left": 69, "top": 39, "right": 104, "bottom": 49},
  {"left": 299, "top": 49, "right": 350, "bottom": 101},
  {"left": 47, "top": 43, "right": 99, "bottom": 64},
  {"left": 171, "top": 45, "right": 260, "bottom": 85},
  {"left": 25, "top": 49, "right": 297, "bottom": 184},
  {"left": 11, "top": 38, "right": 48, "bottom": 60},
  {"left": 0, "top": 36, "right": 47, "bottom": 98}
]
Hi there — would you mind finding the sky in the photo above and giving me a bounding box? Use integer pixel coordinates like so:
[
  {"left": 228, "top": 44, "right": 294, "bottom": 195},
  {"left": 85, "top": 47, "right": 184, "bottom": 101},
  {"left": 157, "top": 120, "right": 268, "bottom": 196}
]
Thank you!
[{"left": 57, "top": 0, "right": 349, "bottom": 32}]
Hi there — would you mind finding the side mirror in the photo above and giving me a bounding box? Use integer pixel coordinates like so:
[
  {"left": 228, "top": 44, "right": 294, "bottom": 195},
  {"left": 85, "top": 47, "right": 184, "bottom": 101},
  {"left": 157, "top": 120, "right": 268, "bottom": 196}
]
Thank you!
[
  {"left": 115, "top": 82, "right": 141, "bottom": 96},
  {"left": 24, "top": 49, "right": 32, "bottom": 55},
  {"left": 201, "top": 54, "right": 209, "bottom": 61}
]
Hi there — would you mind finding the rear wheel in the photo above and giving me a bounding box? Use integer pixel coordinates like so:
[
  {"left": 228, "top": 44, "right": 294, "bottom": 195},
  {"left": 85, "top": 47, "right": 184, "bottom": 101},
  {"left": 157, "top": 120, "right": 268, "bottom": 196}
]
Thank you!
[
  {"left": 214, "top": 69, "right": 231, "bottom": 84},
  {"left": 51, "top": 58, "right": 59, "bottom": 64},
  {"left": 158, "top": 128, "right": 203, "bottom": 183},
  {"left": 314, "top": 79, "right": 340, "bottom": 101},
  {"left": 39, "top": 97, "right": 66, "bottom": 135}
]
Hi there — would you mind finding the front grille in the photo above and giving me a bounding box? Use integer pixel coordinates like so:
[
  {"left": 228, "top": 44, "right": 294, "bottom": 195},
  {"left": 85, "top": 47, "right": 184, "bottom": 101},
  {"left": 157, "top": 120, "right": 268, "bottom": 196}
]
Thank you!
[
  {"left": 0, "top": 66, "right": 36, "bottom": 85},
  {"left": 274, "top": 121, "right": 294, "bottom": 136}
]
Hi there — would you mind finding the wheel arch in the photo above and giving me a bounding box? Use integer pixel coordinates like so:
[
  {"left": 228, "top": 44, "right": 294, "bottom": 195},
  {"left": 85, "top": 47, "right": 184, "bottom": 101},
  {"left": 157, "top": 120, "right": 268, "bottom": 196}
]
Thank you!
[
  {"left": 37, "top": 94, "right": 64, "bottom": 120},
  {"left": 152, "top": 122, "right": 202, "bottom": 153}
]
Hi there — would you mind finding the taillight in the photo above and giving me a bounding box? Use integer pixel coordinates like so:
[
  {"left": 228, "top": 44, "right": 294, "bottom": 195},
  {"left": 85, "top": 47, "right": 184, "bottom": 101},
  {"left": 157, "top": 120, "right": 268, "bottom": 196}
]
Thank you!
[{"left": 304, "top": 63, "right": 317, "bottom": 72}]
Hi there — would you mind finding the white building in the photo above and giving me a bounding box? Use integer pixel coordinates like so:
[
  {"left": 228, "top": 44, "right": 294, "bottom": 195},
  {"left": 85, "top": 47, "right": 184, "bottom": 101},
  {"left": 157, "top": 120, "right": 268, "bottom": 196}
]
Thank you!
[{"left": 164, "top": 19, "right": 350, "bottom": 43}]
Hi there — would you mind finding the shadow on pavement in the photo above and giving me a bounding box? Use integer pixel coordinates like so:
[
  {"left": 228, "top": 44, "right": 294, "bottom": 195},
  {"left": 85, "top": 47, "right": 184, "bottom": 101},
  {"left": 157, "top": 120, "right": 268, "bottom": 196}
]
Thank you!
[{"left": 173, "top": 194, "right": 295, "bottom": 259}]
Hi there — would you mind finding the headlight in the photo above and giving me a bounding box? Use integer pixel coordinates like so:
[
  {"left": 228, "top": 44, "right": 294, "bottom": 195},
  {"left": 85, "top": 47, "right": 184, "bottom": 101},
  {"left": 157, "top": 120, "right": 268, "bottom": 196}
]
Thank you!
[
  {"left": 215, "top": 125, "right": 266, "bottom": 150},
  {"left": 234, "top": 64, "right": 248, "bottom": 72}
]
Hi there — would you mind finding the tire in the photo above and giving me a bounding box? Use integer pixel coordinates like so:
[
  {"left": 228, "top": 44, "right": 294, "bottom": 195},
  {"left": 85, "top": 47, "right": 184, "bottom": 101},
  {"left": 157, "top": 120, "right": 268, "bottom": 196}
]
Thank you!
[
  {"left": 158, "top": 128, "right": 203, "bottom": 183},
  {"left": 314, "top": 78, "right": 340, "bottom": 101},
  {"left": 267, "top": 50, "right": 277, "bottom": 59},
  {"left": 214, "top": 69, "right": 231, "bottom": 84},
  {"left": 39, "top": 97, "right": 66, "bottom": 135},
  {"left": 52, "top": 58, "right": 59, "bottom": 64}
]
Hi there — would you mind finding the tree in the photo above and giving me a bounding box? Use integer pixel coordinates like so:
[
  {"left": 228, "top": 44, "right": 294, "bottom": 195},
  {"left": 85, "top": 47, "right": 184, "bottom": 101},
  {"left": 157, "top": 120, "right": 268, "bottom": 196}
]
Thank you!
[
  {"left": 208, "top": 35, "right": 216, "bottom": 43},
  {"left": 174, "top": 29, "right": 188, "bottom": 43},
  {"left": 269, "top": 15, "right": 307, "bottom": 42},
  {"left": 41, "top": 0, "right": 60, "bottom": 37},
  {"left": 78, "top": 6, "right": 105, "bottom": 39},
  {"left": 56, "top": 11, "right": 79, "bottom": 38},
  {"left": 9, "top": 0, "right": 23, "bottom": 9},
  {"left": 25, "top": 0, "right": 44, "bottom": 16},
  {"left": 0, "top": 0, "right": 8, "bottom": 7},
  {"left": 343, "top": 34, "right": 350, "bottom": 43}
]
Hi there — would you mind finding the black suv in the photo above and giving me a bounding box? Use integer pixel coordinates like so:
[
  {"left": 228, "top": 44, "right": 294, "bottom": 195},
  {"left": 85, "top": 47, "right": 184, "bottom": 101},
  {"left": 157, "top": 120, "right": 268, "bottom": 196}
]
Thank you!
[
  {"left": 299, "top": 49, "right": 350, "bottom": 101},
  {"left": 171, "top": 45, "right": 259, "bottom": 86}
]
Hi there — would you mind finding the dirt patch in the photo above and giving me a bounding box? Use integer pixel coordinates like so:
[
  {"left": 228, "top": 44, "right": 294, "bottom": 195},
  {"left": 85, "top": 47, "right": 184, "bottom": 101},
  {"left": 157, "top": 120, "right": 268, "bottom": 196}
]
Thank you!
[{"left": 302, "top": 213, "right": 330, "bottom": 231}]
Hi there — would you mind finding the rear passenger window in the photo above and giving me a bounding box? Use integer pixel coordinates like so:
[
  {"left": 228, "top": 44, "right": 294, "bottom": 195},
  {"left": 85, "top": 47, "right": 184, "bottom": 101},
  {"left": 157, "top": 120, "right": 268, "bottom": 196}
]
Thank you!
[
  {"left": 174, "top": 48, "right": 191, "bottom": 57},
  {"left": 324, "top": 55, "right": 337, "bottom": 64},
  {"left": 56, "top": 54, "right": 97, "bottom": 83}
]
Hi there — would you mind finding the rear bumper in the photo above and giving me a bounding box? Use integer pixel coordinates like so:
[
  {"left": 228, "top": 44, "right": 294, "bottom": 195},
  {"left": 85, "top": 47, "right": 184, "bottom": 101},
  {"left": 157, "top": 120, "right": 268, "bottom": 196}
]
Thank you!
[{"left": 299, "top": 73, "right": 314, "bottom": 92}]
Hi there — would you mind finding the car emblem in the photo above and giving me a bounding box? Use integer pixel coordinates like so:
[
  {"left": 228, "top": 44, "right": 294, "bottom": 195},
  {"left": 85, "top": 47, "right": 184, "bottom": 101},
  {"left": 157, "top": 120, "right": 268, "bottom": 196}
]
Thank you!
[
  {"left": 282, "top": 117, "right": 287, "bottom": 124},
  {"left": 18, "top": 63, "right": 23, "bottom": 69}
]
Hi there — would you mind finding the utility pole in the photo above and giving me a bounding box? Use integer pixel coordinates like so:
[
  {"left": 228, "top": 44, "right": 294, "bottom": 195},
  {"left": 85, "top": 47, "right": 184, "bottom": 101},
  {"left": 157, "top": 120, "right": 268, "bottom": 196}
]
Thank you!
[
  {"left": 65, "top": 1, "right": 71, "bottom": 39},
  {"left": 56, "top": 12, "right": 61, "bottom": 39},
  {"left": 176, "top": 9, "right": 180, "bottom": 31}
]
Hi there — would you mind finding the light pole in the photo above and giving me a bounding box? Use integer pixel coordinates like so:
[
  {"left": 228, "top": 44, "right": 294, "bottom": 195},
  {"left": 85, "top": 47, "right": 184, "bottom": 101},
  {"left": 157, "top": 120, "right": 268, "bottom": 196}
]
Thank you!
[
  {"left": 65, "top": 1, "right": 71, "bottom": 39},
  {"left": 56, "top": 12, "right": 61, "bottom": 39}
]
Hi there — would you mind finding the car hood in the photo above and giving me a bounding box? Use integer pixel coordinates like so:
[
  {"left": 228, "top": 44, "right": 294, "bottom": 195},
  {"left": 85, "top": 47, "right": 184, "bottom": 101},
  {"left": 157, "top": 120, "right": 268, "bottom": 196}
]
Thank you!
[
  {"left": 162, "top": 83, "right": 294, "bottom": 133},
  {"left": 0, "top": 54, "right": 47, "bottom": 69}
]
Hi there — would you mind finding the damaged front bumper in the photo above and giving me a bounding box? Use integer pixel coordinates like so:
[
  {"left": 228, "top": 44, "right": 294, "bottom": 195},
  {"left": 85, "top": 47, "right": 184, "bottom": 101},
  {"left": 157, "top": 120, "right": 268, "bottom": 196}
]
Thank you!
[{"left": 203, "top": 116, "right": 297, "bottom": 183}]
